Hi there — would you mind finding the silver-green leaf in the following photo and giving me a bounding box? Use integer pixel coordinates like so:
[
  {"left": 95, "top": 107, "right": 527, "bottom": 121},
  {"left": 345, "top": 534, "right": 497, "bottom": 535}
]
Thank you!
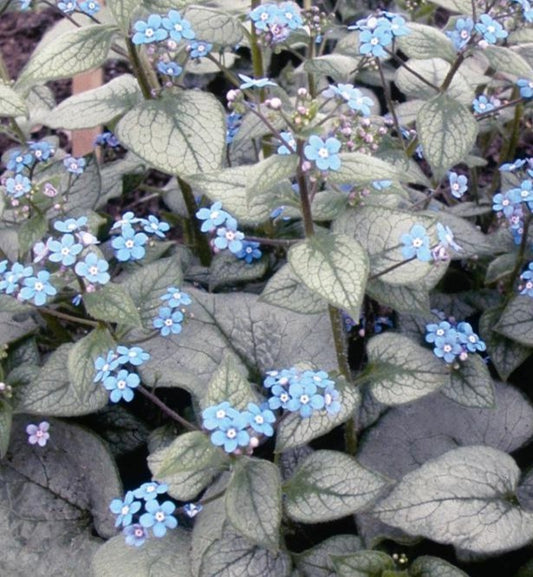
[
  {"left": 495, "top": 295, "right": 533, "bottom": 347},
  {"left": 202, "top": 354, "right": 256, "bottom": 410},
  {"left": 83, "top": 283, "right": 142, "bottom": 327},
  {"left": 0, "top": 80, "right": 28, "bottom": 118},
  {"left": 440, "top": 353, "right": 495, "bottom": 408}
]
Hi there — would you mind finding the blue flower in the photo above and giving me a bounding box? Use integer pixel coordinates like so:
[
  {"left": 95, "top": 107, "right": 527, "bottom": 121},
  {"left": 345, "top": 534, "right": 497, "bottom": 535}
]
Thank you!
[
  {"left": 448, "top": 172, "right": 468, "bottom": 199},
  {"left": 500, "top": 159, "right": 527, "bottom": 172},
  {"left": 153, "top": 306, "right": 184, "bottom": 336},
  {"left": 286, "top": 381, "right": 325, "bottom": 418},
  {"left": 472, "top": 94, "right": 495, "bottom": 114},
  {"left": 94, "top": 350, "right": 120, "bottom": 383},
  {"left": 235, "top": 241, "right": 262, "bottom": 264},
  {"left": 324, "top": 84, "right": 373, "bottom": 116},
  {"left": 109, "top": 491, "right": 141, "bottom": 527},
  {"left": 75, "top": 252, "right": 110, "bottom": 285},
  {"left": 244, "top": 403, "right": 276, "bottom": 436},
  {"left": 132, "top": 14, "right": 168, "bottom": 45},
  {"left": 79, "top": 0, "right": 100, "bottom": 15},
  {"left": 492, "top": 190, "right": 518, "bottom": 217},
  {"left": 133, "top": 482, "right": 168, "bottom": 501},
  {"left": 300, "top": 370, "right": 335, "bottom": 389},
  {"left": 446, "top": 17, "right": 474, "bottom": 51},
  {"left": 278, "top": 2, "right": 303, "bottom": 29},
  {"left": 5, "top": 174, "right": 31, "bottom": 198},
  {"left": 29, "top": 140, "right": 54, "bottom": 161},
  {"left": 249, "top": 4, "right": 278, "bottom": 31},
  {"left": 433, "top": 329, "right": 462, "bottom": 363},
  {"left": 6, "top": 149, "right": 33, "bottom": 173},
  {"left": 26, "top": 421, "right": 50, "bottom": 446},
  {"left": 268, "top": 384, "right": 292, "bottom": 410},
  {"left": 141, "top": 215, "right": 170, "bottom": 238},
  {"left": 116, "top": 345, "right": 150, "bottom": 366},
  {"left": 183, "top": 503, "right": 203, "bottom": 518},
  {"left": 386, "top": 14, "right": 410, "bottom": 37},
  {"left": 213, "top": 226, "right": 244, "bottom": 254},
  {"left": 95, "top": 131, "right": 120, "bottom": 148},
  {"left": 519, "top": 263, "right": 533, "bottom": 297},
  {"left": 457, "top": 322, "right": 486, "bottom": 353},
  {"left": 202, "top": 402, "right": 240, "bottom": 431},
  {"left": 510, "top": 179, "right": 533, "bottom": 203},
  {"left": 475, "top": 14, "right": 507, "bottom": 44},
  {"left": 209, "top": 414, "right": 250, "bottom": 453},
  {"left": 188, "top": 41, "right": 212, "bottom": 59},
  {"left": 196, "top": 202, "right": 231, "bottom": 232},
  {"left": 238, "top": 74, "right": 278, "bottom": 89},
  {"left": 140, "top": 500, "right": 178, "bottom": 538},
  {"left": 19, "top": 270, "right": 57, "bottom": 306},
  {"left": 304, "top": 135, "right": 341, "bottom": 171},
  {"left": 400, "top": 223, "right": 432, "bottom": 262},
  {"left": 57, "top": 0, "right": 77, "bottom": 13},
  {"left": 277, "top": 131, "right": 296, "bottom": 155},
  {"left": 161, "top": 10, "right": 195, "bottom": 41},
  {"left": 226, "top": 112, "right": 242, "bottom": 144},
  {"left": 47, "top": 234, "right": 83, "bottom": 267},
  {"left": 371, "top": 180, "right": 392, "bottom": 191},
  {"left": 123, "top": 524, "right": 147, "bottom": 547},
  {"left": 425, "top": 321, "right": 454, "bottom": 344},
  {"left": 359, "top": 26, "right": 392, "bottom": 58},
  {"left": 103, "top": 369, "right": 140, "bottom": 403},
  {"left": 63, "top": 155, "right": 86, "bottom": 174},
  {"left": 436, "top": 223, "right": 461, "bottom": 252},
  {"left": 54, "top": 216, "right": 88, "bottom": 233},
  {"left": 264, "top": 368, "right": 298, "bottom": 389},
  {"left": 516, "top": 78, "right": 533, "bottom": 99},
  {"left": 111, "top": 211, "right": 142, "bottom": 231},
  {"left": 161, "top": 287, "right": 192, "bottom": 308},
  {"left": 323, "top": 384, "right": 341, "bottom": 415},
  {"left": 0, "top": 262, "right": 33, "bottom": 294},
  {"left": 157, "top": 61, "right": 183, "bottom": 77},
  {"left": 112, "top": 225, "right": 148, "bottom": 262}
]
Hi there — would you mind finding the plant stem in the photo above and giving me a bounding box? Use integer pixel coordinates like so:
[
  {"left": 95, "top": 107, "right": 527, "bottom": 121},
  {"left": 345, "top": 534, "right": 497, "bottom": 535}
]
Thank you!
[
  {"left": 38, "top": 306, "right": 100, "bottom": 328},
  {"left": 377, "top": 58, "right": 406, "bottom": 152},
  {"left": 178, "top": 177, "right": 212, "bottom": 266},
  {"left": 138, "top": 385, "right": 198, "bottom": 431},
  {"left": 250, "top": 0, "right": 265, "bottom": 80},
  {"left": 126, "top": 39, "right": 156, "bottom": 99},
  {"left": 296, "top": 142, "right": 315, "bottom": 237}
]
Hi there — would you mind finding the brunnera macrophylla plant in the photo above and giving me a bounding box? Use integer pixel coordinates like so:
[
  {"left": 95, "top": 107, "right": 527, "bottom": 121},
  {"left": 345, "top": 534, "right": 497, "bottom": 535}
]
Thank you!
[{"left": 0, "top": 0, "right": 532, "bottom": 575}]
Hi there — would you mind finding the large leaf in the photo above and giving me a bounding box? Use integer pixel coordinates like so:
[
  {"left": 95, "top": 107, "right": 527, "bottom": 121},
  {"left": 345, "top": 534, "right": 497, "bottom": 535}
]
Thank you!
[
  {"left": 440, "top": 353, "right": 495, "bottom": 408},
  {"left": 184, "top": 5, "right": 243, "bottom": 46},
  {"left": 366, "top": 279, "right": 431, "bottom": 315},
  {"left": 366, "top": 333, "right": 449, "bottom": 405},
  {"left": 225, "top": 457, "right": 282, "bottom": 550},
  {"left": 495, "top": 295, "right": 533, "bottom": 347},
  {"left": 284, "top": 450, "right": 388, "bottom": 523},
  {"left": 375, "top": 445, "right": 533, "bottom": 554},
  {"left": 483, "top": 45, "right": 533, "bottom": 78},
  {"left": 417, "top": 93, "right": 478, "bottom": 178},
  {"left": 0, "top": 417, "right": 121, "bottom": 576},
  {"left": 0, "top": 79, "right": 28, "bottom": 118},
  {"left": 92, "top": 530, "right": 193, "bottom": 577},
  {"left": 202, "top": 354, "right": 256, "bottom": 410},
  {"left": 116, "top": 91, "right": 226, "bottom": 177},
  {"left": 16, "top": 25, "right": 117, "bottom": 91},
  {"left": 148, "top": 431, "right": 229, "bottom": 501},
  {"left": 288, "top": 231, "right": 369, "bottom": 321},
  {"left": 396, "top": 23, "right": 456, "bottom": 63},
  {"left": 434, "top": 211, "right": 496, "bottom": 258},
  {"left": 83, "top": 283, "right": 142, "bottom": 327},
  {"left": 107, "top": 0, "right": 142, "bottom": 34},
  {"left": 328, "top": 153, "right": 400, "bottom": 186},
  {"left": 137, "top": 288, "right": 336, "bottom": 401},
  {"left": 0, "top": 309, "right": 37, "bottom": 347},
  {"left": 47, "top": 74, "right": 141, "bottom": 130}
]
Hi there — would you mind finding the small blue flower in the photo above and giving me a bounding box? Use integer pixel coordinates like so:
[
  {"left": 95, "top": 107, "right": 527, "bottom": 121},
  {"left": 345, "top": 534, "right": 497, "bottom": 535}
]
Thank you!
[
  {"left": 238, "top": 74, "right": 278, "bottom": 89},
  {"left": 141, "top": 215, "right": 170, "bottom": 238},
  {"left": 0, "top": 262, "right": 33, "bottom": 294},
  {"left": 210, "top": 414, "right": 250, "bottom": 453},
  {"left": 196, "top": 201, "right": 231, "bottom": 233},
  {"left": 95, "top": 131, "right": 120, "bottom": 148},
  {"left": 57, "top": 0, "right": 77, "bottom": 14},
  {"left": 110, "top": 211, "right": 141, "bottom": 231},
  {"left": 448, "top": 172, "right": 468, "bottom": 199},
  {"left": 400, "top": 223, "right": 432, "bottom": 262},
  {"left": 436, "top": 223, "right": 461, "bottom": 252},
  {"left": 161, "top": 287, "right": 192, "bottom": 308},
  {"left": 75, "top": 252, "right": 110, "bottom": 285},
  {"left": 500, "top": 159, "right": 527, "bottom": 172},
  {"left": 54, "top": 216, "right": 88, "bottom": 233},
  {"left": 510, "top": 179, "right": 533, "bottom": 203},
  {"left": 139, "top": 500, "right": 178, "bottom": 538},
  {"left": 371, "top": 180, "right": 392, "bottom": 191},
  {"left": 153, "top": 306, "right": 184, "bottom": 336},
  {"left": 244, "top": 403, "right": 276, "bottom": 436},
  {"left": 286, "top": 381, "right": 325, "bottom": 418},
  {"left": 519, "top": 263, "right": 533, "bottom": 297},
  {"left": 324, "top": 84, "right": 374, "bottom": 116},
  {"left": 235, "top": 241, "right": 262, "bottom": 264},
  {"left": 249, "top": 4, "right": 278, "bottom": 31},
  {"left": 277, "top": 131, "right": 296, "bottom": 155},
  {"left": 133, "top": 482, "right": 168, "bottom": 501},
  {"left": 433, "top": 329, "right": 462, "bottom": 363},
  {"left": 123, "top": 524, "right": 147, "bottom": 547},
  {"left": 116, "top": 345, "right": 150, "bottom": 366},
  {"left": 19, "top": 271, "right": 57, "bottom": 306},
  {"left": 517, "top": 78, "right": 533, "bottom": 99},
  {"left": 5, "top": 174, "right": 31, "bottom": 198},
  {"left": 457, "top": 322, "right": 486, "bottom": 353},
  {"left": 63, "top": 155, "right": 86, "bottom": 174},
  {"left": 304, "top": 135, "right": 341, "bottom": 171},
  {"left": 359, "top": 26, "right": 392, "bottom": 58},
  {"left": 183, "top": 503, "right": 203, "bottom": 518},
  {"left": 188, "top": 41, "right": 212, "bottom": 59},
  {"left": 492, "top": 190, "right": 518, "bottom": 217},
  {"left": 94, "top": 350, "right": 120, "bottom": 383},
  {"left": 79, "top": 0, "right": 100, "bottom": 15},
  {"left": 112, "top": 225, "right": 148, "bottom": 262},
  {"left": 161, "top": 10, "right": 195, "bottom": 42},
  {"left": 6, "top": 149, "right": 33, "bottom": 173},
  {"left": 213, "top": 226, "right": 244, "bottom": 254},
  {"left": 26, "top": 421, "right": 50, "bottom": 446},
  {"left": 29, "top": 140, "right": 54, "bottom": 161},
  {"left": 472, "top": 95, "right": 496, "bottom": 114},
  {"left": 268, "top": 384, "right": 292, "bottom": 410},
  {"left": 109, "top": 491, "right": 141, "bottom": 527},
  {"left": 425, "top": 321, "right": 453, "bottom": 344},
  {"left": 323, "top": 384, "right": 341, "bottom": 415},
  {"left": 203, "top": 402, "right": 240, "bottom": 431},
  {"left": 132, "top": 14, "right": 168, "bottom": 45},
  {"left": 103, "top": 369, "right": 140, "bottom": 403},
  {"left": 226, "top": 112, "right": 242, "bottom": 144},
  {"left": 264, "top": 368, "right": 298, "bottom": 389},
  {"left": 300, "top": 370, "right": 335, "bottom": 389},
  {"left": 386, "top": 15, "right": 410, "bottom": 37},
  {"left": 278, "top": 2, "right": 303, "bottom": 29},
  {"left": 47, "top": 234, "right": 83, "bottom": 267},
  {"left": 157, "top": 61, "right": 183, "bottom": 77},
  {"left": 475, "top": 14, "right": 507, "bottom": 44},
  {"left": 446, "top": 17, "right": 474, "bottom": 51}
]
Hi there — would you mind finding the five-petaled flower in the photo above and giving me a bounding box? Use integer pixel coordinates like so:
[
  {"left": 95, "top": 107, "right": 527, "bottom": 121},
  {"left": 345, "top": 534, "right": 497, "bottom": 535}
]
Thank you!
[
  {"left": 400, "top": 223, "right": 432, "bottom": 262},
  {"left": 26, "top": 421, "right": 50, "bottom": 447},
  {"left": 75, "top": 252, "right": 110, "bottom": 285},
  {"left": 304, "top": 135, "right": 342, "bottom": 171},
  {"left": 139, "top": 500, "right": 178, "bottom": 537}
]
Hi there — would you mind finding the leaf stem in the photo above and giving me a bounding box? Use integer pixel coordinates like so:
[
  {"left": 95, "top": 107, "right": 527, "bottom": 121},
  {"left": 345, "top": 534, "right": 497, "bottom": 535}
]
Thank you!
[
  {"left": 178, "top": 177, "right": 212, "bottom": 266},
  {"left": 138, "top": 385, "right": 198, "bottom": 431},
  {"left": 126, "top": 39, "right": 156, "bottom": 100},
  {"left": 38, "top": 306, "right": 100, "bottom": 328}
]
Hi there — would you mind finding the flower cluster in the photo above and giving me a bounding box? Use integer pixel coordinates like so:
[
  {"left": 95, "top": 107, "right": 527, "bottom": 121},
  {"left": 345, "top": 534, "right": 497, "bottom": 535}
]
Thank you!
[
  {"left": 401, "top": 222, "right": 461, "bottom": 263},
  {"left": 57, "top": 0, "right": 101, "bottom": 16},
  {"left": 494, "top": 158, "right": 533, "bottom": 245},
  {"left": 323, "top": 84, "right": 374, "bottom": 117},
  {"left": 93, "top": 346, "right": 150, "bottom": 403},
  {"left": 249, "top": 2, "right": 304, "bottom": 46},
  {"left": 472, "top": 94, "right": 500, "bottom": 114},
  {"left": 110, "top": 211, "right": 169, "bottom": 262},
  {"left": 265, "top": 368, "right": 341, "bottom": 418},
  {"left": 153, "top": 286, "right": 192, "bottom": 336},
  {"left": 0, "top": 260, "right": 56, "bottom": 306},
  {"left": 202, "top": 401, "right": 276, "bottom": 453},
  {"left": 196, "top": 201, "right": 262, "bottom": 263},
  {"left": 425, "top": 320, "right": 486, "bottom": 364},
  {"left": 351, "top": 11, "right": 410, "bottom": 58},
  {"left": 446, "top": 13, "right": 508, "bottom": 52},
  {"left": 519, "top": 263, "right": 533, "bottom": 297},
  {"left": 26, "top": 421, "right": 50, "bottom": 447}
]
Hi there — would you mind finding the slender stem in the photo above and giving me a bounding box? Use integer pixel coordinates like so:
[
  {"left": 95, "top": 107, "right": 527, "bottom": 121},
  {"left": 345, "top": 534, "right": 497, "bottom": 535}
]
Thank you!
[
  {"left": 38, "top": 306, "right": 100, "bottom": 328},
  {"left": 138, "top": 385, "right": 197, "bottom": 431},
  {"left": 377, "top": 59, "right": 406, "bottom": 152},
  {"left": 440, "top": 52, "right": 465, "bottom": 92},
  {"left": 126, "top": 39, "right": 155, "bottom": 99},
  {"left": 368, "top": 255, "right": 417, "bottom": 282},
  {"left": 250, "top": 0, "right": 265, "bottom": 80},
  {"left": 178, "top": 177, "right": 212, "bottom": 266},
  {"left": 505, "top": 211, "right": 531, "bottom": 297},
  {"left": 296, "top": 142, "right": 315, "bottom": 237}
]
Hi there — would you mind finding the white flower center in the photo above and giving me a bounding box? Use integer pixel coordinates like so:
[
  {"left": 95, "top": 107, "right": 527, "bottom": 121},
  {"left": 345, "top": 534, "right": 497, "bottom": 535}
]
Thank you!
[
  {"left": 89, "top": 266, "right": 99, "bottom": 275},
  {"left": 254, "top": 415, "right": 264, "bottom": 425},
  {"left": 300, "top": 394, "right": 310, "bottom": 404},
  {"left": 164, "top": 318, "right": 173, "bottom": 326},
  {"left": 227, "top": 428, "right": 237, "bottom": 439},
  {"left": 216, "top": 409, "right": 226, "bottom": 419},
  {"left": 121, "top": 505, "right": 129, "bottom": 515},
  {"left": 146, "top": 28, "right": 154, "bottom": 38},
  {"left": 318, "top": 147, "right": 329, "bottom": 159},
  {"left": 155, "top": 512, "right": 165, "bottom": 522},
  {"left": 412, "top": 238, "right": 423, "bottom": 248},
  {"left": 34, "top": 282, "right": 44, "bottom": 292},
  {"left": 117, "top": 379, "right": 126, "bottom": 389},
  {"left": 125, "top": 240, "right": 135, "bottom": 248}
]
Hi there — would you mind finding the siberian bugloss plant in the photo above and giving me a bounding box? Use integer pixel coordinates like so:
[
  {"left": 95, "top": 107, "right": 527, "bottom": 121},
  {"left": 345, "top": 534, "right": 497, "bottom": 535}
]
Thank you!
[{"left": 0, "top": 0, "right": 532, "bottom": 575}]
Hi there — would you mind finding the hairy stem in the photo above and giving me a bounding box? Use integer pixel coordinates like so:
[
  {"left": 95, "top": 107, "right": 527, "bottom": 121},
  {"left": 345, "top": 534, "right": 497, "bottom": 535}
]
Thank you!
[{"left": 178, "top": 177, "right": 212, "bottom": 266}]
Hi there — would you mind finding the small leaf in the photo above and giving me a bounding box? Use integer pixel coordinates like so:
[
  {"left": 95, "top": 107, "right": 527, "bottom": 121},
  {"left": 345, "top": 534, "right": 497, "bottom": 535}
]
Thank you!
[
  {"left": 333, "top": 550, "right": 395, "bottom": 577},
  {"left": 16, "top": 25, "right": 117, "bottom": 91},
  {"left": 483, "top": 45, "right": 533, "bottom": 78},
  {"left": 202, "top": 354, "right": 256, "bottom": 410},
  {"left": 485, "top": 253, "right": 516, "bottom": 285},
  {"left": 375, "top": 446, "right": 533, "bottom": 554},
  {"left": 276, "top": 377, "right": 360, "bottom": 450},
  {"left": 0, "top": 80, "right": 28, "bottom": 118},
  {"left": 417, "top": 93, "right": 478, "bottom": 178},
  {"left": 83, "top": 283, "right": 142, "bottom": 327},
  {"left": 495, "top": 295, "right": 533, "bottom": 347},
  {"left": 47, "top": 75, "right": 141, "bottom": 130},
  {"left": 92, "top": 530, "right": 193, "bottom": 577},
  {"left": 107, "top": 0, "right": 142, "bottom": 34},
  {"left": 184, "top": 5, "right": 243, "bottom": 46},
  {"left": 328, "top": 153, "right": 400, "bottom": 186},
  {"left": 288, "top": 231, "right": 369, "bottom": 321},
  {"left": 366, "top": 333, "right": 449, "bottom": 405},
  {"left": 225, "top": 457, "right": 282, "bottom": 550},
  {"left": 410, "top": 556, "right": 470, "bottom": 577},
  {"left": 397, "top": 22, "right": 456, "bottom": 63},
  {"left": 116, "top": 91, "right": 226, "bottom": 177},
  {"left": 440, "top": 354, "right": 495, "bottom": 408},
  {"left": 260, "top": 264, "right": 327, "bottom": 315},
  {"left": 284, "top": 450, "right": 388, "bottom": 523},
  {"left": 295, "top": 535, "right": 364, "bottom": 577},
  {"left": 148, "top": 431, "right": 229, "bottom": 501},
  {"left": 209, "top": 251, "right": 268, "bottom": 290},
  {"left": 366, "top": 279, "right": 431, "bottom": 315}
]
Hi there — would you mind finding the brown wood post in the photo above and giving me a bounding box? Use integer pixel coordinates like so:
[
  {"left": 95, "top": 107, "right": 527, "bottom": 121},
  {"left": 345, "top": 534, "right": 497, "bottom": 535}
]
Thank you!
[{"left": 71, "top": 67, "right": 103, "bottom": 157}]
